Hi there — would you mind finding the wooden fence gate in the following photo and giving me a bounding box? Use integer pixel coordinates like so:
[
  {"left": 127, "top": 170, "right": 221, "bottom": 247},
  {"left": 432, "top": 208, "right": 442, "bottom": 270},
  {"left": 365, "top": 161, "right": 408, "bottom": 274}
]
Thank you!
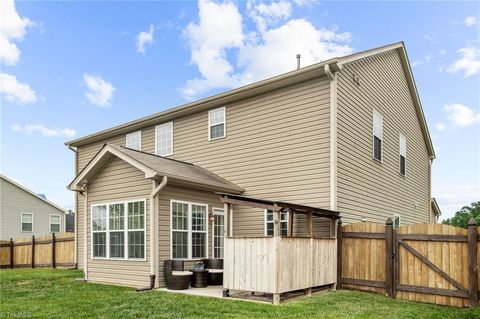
[{"left": 337, "top": 218, "right": 479, "bottom": 307}]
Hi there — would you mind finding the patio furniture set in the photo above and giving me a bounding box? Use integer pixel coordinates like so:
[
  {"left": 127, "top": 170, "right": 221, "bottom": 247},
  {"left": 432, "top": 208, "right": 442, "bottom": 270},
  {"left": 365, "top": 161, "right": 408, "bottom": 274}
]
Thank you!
[{"left": 164, "top": 259, "right": 224, "bottom": 290}]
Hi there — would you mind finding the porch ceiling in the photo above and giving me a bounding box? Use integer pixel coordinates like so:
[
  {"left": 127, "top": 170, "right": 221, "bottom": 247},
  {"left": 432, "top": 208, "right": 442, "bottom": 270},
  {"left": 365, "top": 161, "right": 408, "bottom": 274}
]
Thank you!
[{"left": 218, "top": 193, "right": 340, "bottom": 219}]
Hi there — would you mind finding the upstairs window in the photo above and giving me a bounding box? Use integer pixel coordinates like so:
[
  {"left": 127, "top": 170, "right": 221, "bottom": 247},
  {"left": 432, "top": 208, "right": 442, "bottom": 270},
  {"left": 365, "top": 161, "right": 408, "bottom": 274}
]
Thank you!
[
  {"left": 50, "top": 214, "right": 61, "bottom": 233},
  {"left": 21, "top": 213, "right": 33, "bottom": 232},
  {"left": 265, "top": 210, "right": 288, "bottom": 236},
  {"left": 155, "top": 122, "right": 173, "bottom": 156},
  {"left": 208, "top": 107, "right": 226, "bottom": 140},
  {"left": 399, "top": 134, "right": 407, "bottom": 176},
  {"left": 373, "top": 110, "right": 383, "bottom": 162},
  {"left": 126, "top": 131, "right": 141, "bottom": 150}
]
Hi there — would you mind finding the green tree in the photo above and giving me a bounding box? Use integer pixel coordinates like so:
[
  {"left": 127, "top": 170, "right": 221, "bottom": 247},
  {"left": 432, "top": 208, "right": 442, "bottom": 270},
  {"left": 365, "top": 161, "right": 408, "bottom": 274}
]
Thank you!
[{"left": 442, "top": 201, "right": 480, "bottom": 228}]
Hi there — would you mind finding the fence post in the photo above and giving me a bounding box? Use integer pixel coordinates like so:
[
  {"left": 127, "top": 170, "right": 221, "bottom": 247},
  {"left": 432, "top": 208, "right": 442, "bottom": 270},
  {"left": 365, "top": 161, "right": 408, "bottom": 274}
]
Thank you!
[
  {"left": 31, "top": 235, "right": 35, "bottom": 268},
  {"left": 52, "top": 233, "right": 56, "bottom": 269},
  {"left": 336, "top": 218, "right": 343, "bottom": 289},
  {"left": 385, "top": 218, "right": 394, "bottom": 298},
  {"left": 467, "top": 218, "right": 478, "bottom": 307},
  {"left": 9, "top": 238, "right": 14, "bottom": 269}
]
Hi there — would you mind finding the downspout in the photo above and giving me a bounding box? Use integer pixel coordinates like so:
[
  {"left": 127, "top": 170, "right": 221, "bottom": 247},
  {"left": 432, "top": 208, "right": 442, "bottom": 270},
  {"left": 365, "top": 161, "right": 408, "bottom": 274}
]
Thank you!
[
  {"left": 67, "top": 144, "right": 79, "bottom": 269},
  {"left": 325, "top": 63, "right": 339, "bottom": 212},
  {"left": 138, "top": 176, "right": 168, "bottom": 292}
]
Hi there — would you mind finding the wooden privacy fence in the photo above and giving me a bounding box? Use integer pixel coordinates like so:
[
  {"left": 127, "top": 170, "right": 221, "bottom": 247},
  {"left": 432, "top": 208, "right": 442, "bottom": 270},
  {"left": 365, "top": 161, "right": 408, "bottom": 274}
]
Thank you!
[
  {"left": 0, "top": 233, "right": 75, "bottom": 269},
  {"left": 337, "top": 218, "right": 479, "bottom": 307}
]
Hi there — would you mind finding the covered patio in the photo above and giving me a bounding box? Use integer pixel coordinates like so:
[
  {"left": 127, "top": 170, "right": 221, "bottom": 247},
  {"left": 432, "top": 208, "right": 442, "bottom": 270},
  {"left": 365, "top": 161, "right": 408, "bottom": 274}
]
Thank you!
[{"left": 219, "top": 193, "right": 340, "bottom": 304}]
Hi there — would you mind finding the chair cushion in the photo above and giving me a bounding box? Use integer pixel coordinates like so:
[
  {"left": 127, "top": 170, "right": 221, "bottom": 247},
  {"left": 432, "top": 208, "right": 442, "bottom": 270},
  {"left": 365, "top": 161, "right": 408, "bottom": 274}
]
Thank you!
[
  {"left": 206, "top": 269, "right": 223, "bottom": 273},
  {"left": 172, "top": 270, "right": 193, "bottom": 276}
]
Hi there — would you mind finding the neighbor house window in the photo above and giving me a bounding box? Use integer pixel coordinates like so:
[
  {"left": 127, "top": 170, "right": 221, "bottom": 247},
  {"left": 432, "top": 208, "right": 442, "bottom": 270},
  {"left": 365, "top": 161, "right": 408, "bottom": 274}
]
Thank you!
[
  {"left": 21, "top": 213, "right": 33, "bottom": 232},
  {"left": 126, "top": 131, "right": 141, "bottom": 150},
  {"left": 91, "top": 200, "right": 145, "bottom": 260},
  {"left": 208, "top": 107, "right": 226, "bottom": 140},
  {"left": 265, "top": 210, "right": 288, "bottom": 236},
  {"left": 155, "top": 122, "right": 173, "bottom": 156},
  {"left": 171, "top": 200, "right": 207, "bottom": 259},
  {"left": 399, "top": 134, "right": 406, "bottom": 176},
  {"left": 50, "top": 214, "right": 61, "bottom": 233},
  {"left": 373, "top": 110, "right": 383, "bottom": 162},
  {"left": 393, "top": 214, "right": 401, "bottom": 229}
]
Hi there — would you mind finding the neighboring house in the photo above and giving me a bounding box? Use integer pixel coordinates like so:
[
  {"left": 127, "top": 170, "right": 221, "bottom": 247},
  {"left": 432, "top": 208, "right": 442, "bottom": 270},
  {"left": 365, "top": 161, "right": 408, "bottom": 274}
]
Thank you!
[
  {"left": 66, "top": 42, "right": 436, "bottom": 288},
  {"left": 431, "top": 198, "right": 442, "bottom": 222},
  {"left": 0, "top": 174, "right": 67, "bottom": 240}
]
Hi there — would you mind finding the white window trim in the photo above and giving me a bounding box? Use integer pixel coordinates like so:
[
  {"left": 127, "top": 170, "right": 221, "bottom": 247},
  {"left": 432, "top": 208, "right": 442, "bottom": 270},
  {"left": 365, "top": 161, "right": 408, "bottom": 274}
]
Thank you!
[
  {"left": 90, "top": 198, "right": 147, "bottom": 261},
  {"left": 126, "top": 131, "right": 142, "bottom": 151},
  {"left": 399, "top": 133, "right": 407, "bottom": 177},
  {"left": 264, "top": 209, "right": 289, "bottom": 236},
  {"left": 372, "top": 109, "right": 383, "bottom": 163},
  {"left": 211, "top": 208, "right": 224, "bottom": 259},
  {"left": 21, "top": 213, "right": 33, "bottom": 233},
  {"left": 49, "top": 214, "right": 61, "bottom": 233},
  {"left": 155, "top": 122, "right": 174, "bottom": 157},
  {"left": 170, "top": 199, "right": 209, "bottom": 260},
  {"left": 393, "top": 214, "right": 401, "bottom": 229},
  {"left": 208, "top": 106, "right": 226, "bottom": 141}
]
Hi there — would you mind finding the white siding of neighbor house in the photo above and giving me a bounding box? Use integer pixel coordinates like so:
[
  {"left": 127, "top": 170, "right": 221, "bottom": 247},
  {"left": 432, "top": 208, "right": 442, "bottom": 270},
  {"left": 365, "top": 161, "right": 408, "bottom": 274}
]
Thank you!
[{"left": 0, "top": 177, "right": 65, "bottom": 240}]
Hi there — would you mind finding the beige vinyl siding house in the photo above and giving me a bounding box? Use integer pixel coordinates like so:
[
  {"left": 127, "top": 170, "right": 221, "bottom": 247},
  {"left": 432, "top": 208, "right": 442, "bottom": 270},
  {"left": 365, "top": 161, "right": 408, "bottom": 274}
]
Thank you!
[
  {"left": 1, "top": 174, "right": 66, "bottom": 240},
  {"left": 66, "top": 42, "right": 436, "bottom": 288}
]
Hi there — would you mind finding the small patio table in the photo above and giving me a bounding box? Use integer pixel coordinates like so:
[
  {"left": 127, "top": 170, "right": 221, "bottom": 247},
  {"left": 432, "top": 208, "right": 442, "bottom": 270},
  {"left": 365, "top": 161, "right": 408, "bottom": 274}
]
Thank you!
[{"left": 190, "top": 269, "right": 209, "bottom": 288}]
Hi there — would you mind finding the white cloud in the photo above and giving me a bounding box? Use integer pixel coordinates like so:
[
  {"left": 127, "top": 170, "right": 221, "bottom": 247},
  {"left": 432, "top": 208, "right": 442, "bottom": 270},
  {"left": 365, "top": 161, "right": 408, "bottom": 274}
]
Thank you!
[
  {"left": 433, "top": 185, "right": 480, "bottom": 220},
  {"left": 447, "top": 47, "right": 480, "bottom": 77},
  {"left": 0, "top": 73, "right": 37, "bottom": 104},
  {"left": 411, "top": 53, "right": 433, "bottom": 67},
  {"left": 83, "top": 74, "right": 115, "bottom": 107},
  {"left": 182, "top": 0, "right": 353, "bottom": 99},
  {"left": 464, "top": 16, "right": 478, "bottom": 27},
  {"left": 12, "top": 124, "right": 76, "bottom": 138},
  {"left": 435, "top": 123, "right": 446, "bottom": 131},
  {"left": 443, "top": 103, "right": 480, "bottom": 127},
  {"left": 136, "top": 24, "right": 154, "bottom": 54},
  {"left": 0, "top": 0, "right": 34, "bottom": 65}
]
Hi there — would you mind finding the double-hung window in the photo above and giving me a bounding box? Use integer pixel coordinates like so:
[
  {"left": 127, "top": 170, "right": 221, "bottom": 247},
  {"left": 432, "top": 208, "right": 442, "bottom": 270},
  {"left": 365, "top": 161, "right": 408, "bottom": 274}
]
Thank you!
[
  {"left": 91, "top": 200, "right": 145, "bottom": 260},
  {"left": 212, "top": 209, "right": 224, "bottom": 259},
  {"left": 208, "top": 107, "right": 226, "bottom": 140},
  {"left": 155, "top": 122, "right": 173, "bottom": 156},
  {"left": 50, "top": 214, "right": 61, "bottom": 233},
  {"left": 265, "top": 210, "right": 288, "bottom": 236},
  {"left": 399, "top": 134, "right": 407, "bottom": 176},
  {"left": 126, "top": 131, "right": 142, "bottom": 150},
  {"left": 373, "top": 110, "right": 383, "bottom": 162},
  {"left": 21, "top": 213, "right": 33, "bottom": 232},
  {"left": 171, "top": 201, "right": 207, "bottom": 259}
]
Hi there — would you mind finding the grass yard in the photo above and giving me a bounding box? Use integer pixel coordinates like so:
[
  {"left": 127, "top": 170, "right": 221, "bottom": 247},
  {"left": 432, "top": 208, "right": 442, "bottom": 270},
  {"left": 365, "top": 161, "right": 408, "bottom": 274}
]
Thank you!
[{"left": 1, "top": 269, "right": 479, "bottom": 319}]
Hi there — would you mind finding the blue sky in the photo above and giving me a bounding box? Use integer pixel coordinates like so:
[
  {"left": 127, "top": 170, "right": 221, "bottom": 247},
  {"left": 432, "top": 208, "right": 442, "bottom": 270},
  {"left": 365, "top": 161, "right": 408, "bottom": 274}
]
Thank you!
[{"left": 1, "top": 0, "right": 479, "bottom": 219}]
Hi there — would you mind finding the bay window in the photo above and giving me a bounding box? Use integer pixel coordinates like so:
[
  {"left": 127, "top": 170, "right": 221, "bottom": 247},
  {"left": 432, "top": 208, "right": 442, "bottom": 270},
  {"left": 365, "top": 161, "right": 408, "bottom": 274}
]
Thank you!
[
  {"left": 171, "top": 200, "right": 208, "bottom": 259},
  {"left": 91, "top": 200, "right": 145, "bottom": 260}
]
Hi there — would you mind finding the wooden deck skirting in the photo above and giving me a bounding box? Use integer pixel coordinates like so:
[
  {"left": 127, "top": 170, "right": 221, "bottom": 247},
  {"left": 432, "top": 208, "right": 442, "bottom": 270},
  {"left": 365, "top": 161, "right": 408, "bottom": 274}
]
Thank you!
[
  {"left": 0, "top": 233, "right": 75, "bottom": 269},
  {"left": 339, "top": 219, "right": 480, "bottom": 308}
]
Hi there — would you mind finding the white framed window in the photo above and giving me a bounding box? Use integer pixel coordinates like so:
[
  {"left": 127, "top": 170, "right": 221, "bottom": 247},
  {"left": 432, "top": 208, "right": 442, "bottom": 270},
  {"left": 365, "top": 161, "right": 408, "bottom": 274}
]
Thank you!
[
  {"left": 264, "top": 209, "right": 288, "bottom": 236},
  {"left": 208, "top": 107, "right": 226, "bottom": 140},
  {"left": 373, "top": 110, "right": 383, "bottom": 162},
  {"left": 212, "top": 209, "right": 224, "bottom": 259},
  {"left": 126, "top": 131, "right": 142, "bottom": 150},
  {"left": 91, "top": 199, "right": 146, "bottom": 260},
  {"left": 393, "top": 214, "right": 401, "bottom": 229},
  {"left": 21, "top": 213, "right": 33, "bottom": 232},
  {"left": 399, "top": 134, "right": 406, "bottom": 176},
  {"left": 155, "top": 122, "right": 173, "bottom": 156},
  {"left": 171, "top": 200, "right": 208, "bottom": 260},
  {"left": 49, "top": 214, "right": 61, "bottom": 233}
]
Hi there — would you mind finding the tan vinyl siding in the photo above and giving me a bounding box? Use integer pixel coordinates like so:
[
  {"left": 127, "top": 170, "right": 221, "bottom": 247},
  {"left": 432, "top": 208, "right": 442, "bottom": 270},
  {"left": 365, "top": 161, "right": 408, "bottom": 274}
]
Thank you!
[
  {"left": 85, "top": 157, "right": 151, "bottom": 288},
  {"left": 336, "top": 50, "right": 430, "bottom": 225},
  {"left": 76, "top": 77, "right": 331, "bottom": 237}
]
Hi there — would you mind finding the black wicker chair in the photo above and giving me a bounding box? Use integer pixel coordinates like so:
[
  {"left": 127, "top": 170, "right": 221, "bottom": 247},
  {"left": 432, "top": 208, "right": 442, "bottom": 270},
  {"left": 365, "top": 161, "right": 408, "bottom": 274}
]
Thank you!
[
  {"left": 164, "top": 260, "right": 192, "bottom": 290},
  {"left": 201, "top": 259, "right": 223, "bottom": 285}
]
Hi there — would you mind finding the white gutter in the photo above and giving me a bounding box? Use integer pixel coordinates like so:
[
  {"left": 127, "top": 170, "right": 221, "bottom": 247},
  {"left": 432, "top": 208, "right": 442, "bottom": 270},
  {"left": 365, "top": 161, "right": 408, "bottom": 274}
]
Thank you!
[{"left": 148, "top": 176, "right": 168, "bottom": 290}]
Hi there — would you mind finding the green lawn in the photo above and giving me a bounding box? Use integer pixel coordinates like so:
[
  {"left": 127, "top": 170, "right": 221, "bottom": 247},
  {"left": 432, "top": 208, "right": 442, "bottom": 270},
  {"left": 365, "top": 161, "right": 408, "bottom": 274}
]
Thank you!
[{"left": 0, "top": 269, "right": 478, "bottom": 319}]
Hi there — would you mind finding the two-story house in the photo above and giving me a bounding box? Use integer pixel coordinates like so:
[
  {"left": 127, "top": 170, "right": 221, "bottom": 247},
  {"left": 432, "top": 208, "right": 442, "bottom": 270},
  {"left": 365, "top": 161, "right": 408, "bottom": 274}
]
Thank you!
[{"left": 66, "top": 42, "right": 437, "bottom": 288}]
